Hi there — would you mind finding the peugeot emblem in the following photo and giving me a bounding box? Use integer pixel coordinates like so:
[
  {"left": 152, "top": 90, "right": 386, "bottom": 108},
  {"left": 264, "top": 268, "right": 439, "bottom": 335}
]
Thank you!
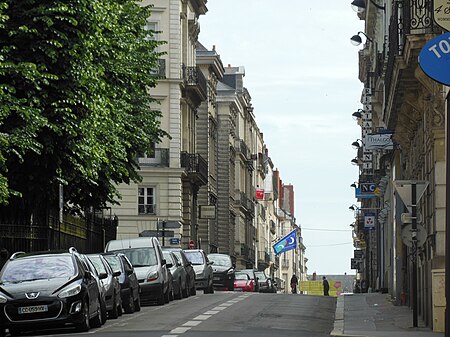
[{"left": 25, "top": 292, "right": 39, "bottom": 299}]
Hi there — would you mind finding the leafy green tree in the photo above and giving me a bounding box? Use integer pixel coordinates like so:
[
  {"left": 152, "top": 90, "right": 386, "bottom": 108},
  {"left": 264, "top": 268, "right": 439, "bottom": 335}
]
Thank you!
[{"left": 0, "top": 0, "right": 166, "bottom": 222}]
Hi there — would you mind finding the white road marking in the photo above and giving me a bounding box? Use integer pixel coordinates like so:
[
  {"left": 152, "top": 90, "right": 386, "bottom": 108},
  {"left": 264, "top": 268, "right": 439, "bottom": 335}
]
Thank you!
[
  {"left": 204, "top": 310, "right": 219, "bottom": 314},
  {"left": 193, "top": 314, "right": 212, "bottom": 320},
  {"left": 170, "top": 327, "right": 192, "bottom": 334},
  {"left": 182, "top": 320, "right": 202, "bottom": 327}
]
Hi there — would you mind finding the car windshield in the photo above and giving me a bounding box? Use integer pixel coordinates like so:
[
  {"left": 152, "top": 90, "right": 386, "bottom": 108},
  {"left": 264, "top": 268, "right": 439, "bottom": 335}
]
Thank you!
[
  {"left": 184, "top": 251, "right": 205, "bottom": 265},
  {"left": 208, "top": 254, "right": 232, "bottom": 267},
  {"left": 103, "top": 255, "right": 121, "bottom": 272},
  {"left": 235, "top": 273, "right": 249, "bottom": 281},
  {"left": 1, "top": 255, "right": 75, "bottom": 283},
  {"left": 88, "top": 255, "right": 107, "bottom": 274},
  {"left": 113, "top": 248, "right": 157, "bottom": 267}
]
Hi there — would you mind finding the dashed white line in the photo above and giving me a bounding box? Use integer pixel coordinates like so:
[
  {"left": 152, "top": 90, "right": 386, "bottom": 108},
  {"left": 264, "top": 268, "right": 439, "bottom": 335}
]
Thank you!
[
  {"left": 170, "top": 327, "right": 191, "bottom": 334},
  {"left": 182, "top": 320, "right": 202, "bottom": 327}
]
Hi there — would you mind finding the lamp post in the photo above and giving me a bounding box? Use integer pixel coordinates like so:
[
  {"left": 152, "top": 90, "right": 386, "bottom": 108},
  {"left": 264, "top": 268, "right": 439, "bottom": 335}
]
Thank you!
[{"left": 350, "top": 31, "right": 373, "bottom": 46}]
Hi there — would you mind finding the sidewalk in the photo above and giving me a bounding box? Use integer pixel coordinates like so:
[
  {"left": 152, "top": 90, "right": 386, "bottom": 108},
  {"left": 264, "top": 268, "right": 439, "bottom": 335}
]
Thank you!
[{"left": 330, "top": 292, "right": 444, "bottom": 337}]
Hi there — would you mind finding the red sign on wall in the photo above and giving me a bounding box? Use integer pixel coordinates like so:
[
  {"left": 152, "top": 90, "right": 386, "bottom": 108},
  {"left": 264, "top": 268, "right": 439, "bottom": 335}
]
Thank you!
[{"left": 256, "top": 188, "right": 264, "bottom": 200}]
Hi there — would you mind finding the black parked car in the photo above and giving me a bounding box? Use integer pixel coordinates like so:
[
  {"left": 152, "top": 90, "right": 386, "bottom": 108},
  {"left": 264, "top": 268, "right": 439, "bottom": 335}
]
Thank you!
[
  {"left": 165, "top": 248, "right": 196, "bottom": 296},
  {"left": 207, "top": 253, "right": 235, "bottom": 291},
  {"left": 87, "top": 254, "right": 122, "bottom": 319},
  {"left": 0, "top": 248, "right": 103, "bottom": 336},
  {"left": 102, "top": 252, "right": 140, "bottom": 314}
]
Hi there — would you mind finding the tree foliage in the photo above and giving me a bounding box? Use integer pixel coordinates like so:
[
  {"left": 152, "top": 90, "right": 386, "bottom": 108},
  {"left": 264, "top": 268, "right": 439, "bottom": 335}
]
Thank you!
[{"left": 0, "top": 0, "right": 166, "bottom": 221}]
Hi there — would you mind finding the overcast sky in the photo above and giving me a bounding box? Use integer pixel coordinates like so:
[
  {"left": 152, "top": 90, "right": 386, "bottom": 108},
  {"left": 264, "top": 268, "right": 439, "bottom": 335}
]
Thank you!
[{"left": 198, "top": 0, "right": 365, "bottom": 275}]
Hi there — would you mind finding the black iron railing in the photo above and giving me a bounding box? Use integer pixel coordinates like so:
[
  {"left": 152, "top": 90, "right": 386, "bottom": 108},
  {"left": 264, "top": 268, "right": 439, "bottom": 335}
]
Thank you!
[{"left": 180, "top": 151, "right": 208, "bottom": 185}]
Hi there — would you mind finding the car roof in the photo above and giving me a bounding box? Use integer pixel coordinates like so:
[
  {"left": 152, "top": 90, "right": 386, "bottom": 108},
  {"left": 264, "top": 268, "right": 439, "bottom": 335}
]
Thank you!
[{"left": 105, "top": 237, "right": 159, "bottom": 251}]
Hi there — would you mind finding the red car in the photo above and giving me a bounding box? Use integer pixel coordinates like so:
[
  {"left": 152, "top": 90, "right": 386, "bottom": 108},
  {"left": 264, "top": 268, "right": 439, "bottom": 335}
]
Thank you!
[{"left": 233, "top": 272, "right": 255, "bottom": 292}]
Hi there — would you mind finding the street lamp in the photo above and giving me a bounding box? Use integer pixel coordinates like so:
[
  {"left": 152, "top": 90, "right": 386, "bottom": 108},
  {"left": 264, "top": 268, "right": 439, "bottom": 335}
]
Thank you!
[
  {"left": 350, "top": 182, "right": 358, "bottom": 188},
  {"left": 350, "top": 31, "right": 373, "bottom": 46},
  {"left": 352, "top": 139, "right": 363, "bottom": 149},
  {"left": 351, "top": 158, "right": 362, "bottom": 166},
  {"left": 352, "top": 109, "right": 363, "bottom": 119},
  {"left": 351, "top": 0, "right": 385, "bottom": 11}
]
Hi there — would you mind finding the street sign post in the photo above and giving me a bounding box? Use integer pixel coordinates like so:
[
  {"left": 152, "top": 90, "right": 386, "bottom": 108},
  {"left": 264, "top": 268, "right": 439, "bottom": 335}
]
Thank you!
[{"left": 394, "top": 180, "right": 429, "bottom": 328}]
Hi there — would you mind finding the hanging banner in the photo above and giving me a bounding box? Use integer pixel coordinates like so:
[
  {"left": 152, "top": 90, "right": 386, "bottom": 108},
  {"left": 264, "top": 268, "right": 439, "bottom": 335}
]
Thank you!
[{"left": 272, "top": 230, "right": 297, "bottom": 255}]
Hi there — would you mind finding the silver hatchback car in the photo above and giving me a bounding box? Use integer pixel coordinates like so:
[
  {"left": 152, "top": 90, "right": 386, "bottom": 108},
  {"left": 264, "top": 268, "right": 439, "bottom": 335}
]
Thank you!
[{"left": 183, "top": 249, "right": 214, "bottom": 294}]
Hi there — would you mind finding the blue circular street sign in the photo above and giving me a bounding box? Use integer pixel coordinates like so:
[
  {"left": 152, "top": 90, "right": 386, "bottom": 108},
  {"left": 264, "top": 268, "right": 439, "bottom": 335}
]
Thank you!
[{"left": 419, "top": 31, "right": 450, "bottom": 86}]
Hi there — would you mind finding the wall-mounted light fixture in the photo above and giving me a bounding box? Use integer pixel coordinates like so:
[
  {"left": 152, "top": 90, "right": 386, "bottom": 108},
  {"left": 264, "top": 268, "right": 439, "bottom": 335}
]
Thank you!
[
  {"left": 351, "top": 158, "right": 362, "bottom": 166},
  {"left": 352, "top": 139, "right": 363, "bottom": 149},
  {"left": 349, "top": 204, "right": 381, "bottom": 211},
  {"left": 351, "top": 0, "right": 385, "bottom": 11},
  {"left": 352, "top": 109, "right": 363, "bottom": 119},
  {"left": 350, "top": 182, "right": 358, "bottom": 188},
  {"left": 350, "top": 31, "right": 372, "bottom": 46}
]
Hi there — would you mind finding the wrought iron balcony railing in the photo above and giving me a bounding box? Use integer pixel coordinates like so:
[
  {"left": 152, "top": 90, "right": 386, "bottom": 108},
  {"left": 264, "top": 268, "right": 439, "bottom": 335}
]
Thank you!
[
  {"left": 181, "top": 64, "right": 207, "bottom": 101},
  {"left": 180, "top": 151, "right": 208, "bottom": 186}
]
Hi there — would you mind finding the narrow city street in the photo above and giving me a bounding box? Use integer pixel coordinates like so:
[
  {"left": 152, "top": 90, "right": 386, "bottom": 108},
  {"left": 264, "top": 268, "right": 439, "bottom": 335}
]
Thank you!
[{"left": 16, "top": 292, "right": 336, "bottom": 337}]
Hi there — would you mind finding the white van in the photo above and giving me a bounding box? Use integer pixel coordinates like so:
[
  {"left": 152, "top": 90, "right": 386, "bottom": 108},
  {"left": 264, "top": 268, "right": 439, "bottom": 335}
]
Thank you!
[{"left": 105, "top": 237, "right": 170, "bottom": 305}]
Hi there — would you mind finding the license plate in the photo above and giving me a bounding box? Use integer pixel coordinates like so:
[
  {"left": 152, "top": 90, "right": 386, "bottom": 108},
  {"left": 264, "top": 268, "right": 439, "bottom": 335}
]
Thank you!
[{"left": 18, "top": 305, "right": 48, "bottom": 314}]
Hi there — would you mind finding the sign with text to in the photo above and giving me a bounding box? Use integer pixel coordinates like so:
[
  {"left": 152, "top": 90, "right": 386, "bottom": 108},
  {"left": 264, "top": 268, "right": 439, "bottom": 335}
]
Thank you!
[{"left": 419, "top": 31, "right": 450, "bottom": 85}]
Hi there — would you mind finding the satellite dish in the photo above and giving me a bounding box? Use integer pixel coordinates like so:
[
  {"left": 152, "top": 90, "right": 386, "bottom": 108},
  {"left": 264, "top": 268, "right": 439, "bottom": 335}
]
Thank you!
[{"left": 401, "top": 224, "right": 427, "bottom": 247}]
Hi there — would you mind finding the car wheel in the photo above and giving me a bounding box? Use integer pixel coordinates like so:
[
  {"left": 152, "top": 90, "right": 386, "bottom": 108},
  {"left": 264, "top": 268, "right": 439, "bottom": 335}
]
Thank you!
[
  {"left": 124, "top": 291, "right": 135, "bottom": 314},
  {"left": 181, "top": 279, "right": 189, "bottom": 298},
  {"left": 118, "top": 301, "right": 123, "bottom": 316},
  {"left": 169, "top": 284, "right": 174, "bottom": 301},
  {"left": 164, "top": 286, "right": 170, "bottom": 303},
  {"left": 157, "top": 284, "right": 165, "bottom": 305},
  {"left": 209, "top": 281, "right": 215, "bottom": 294},
  {"left": 100, "top": 298, "right": 107, "bottom": 324},
  {"left": 76, "top": 299, "right": 90, "bottom": 332},
  {"left": 191, "top": 282, "right": 196, "bottom": 296},
  {"left": 90, "top": 298, "right": 103, "bottom": 328},
  {"left": 109, "top": 293, "right": 119, "bottom": 319},
  {"left": 134, "top": 293, "right": 141, "bottom": 312}
]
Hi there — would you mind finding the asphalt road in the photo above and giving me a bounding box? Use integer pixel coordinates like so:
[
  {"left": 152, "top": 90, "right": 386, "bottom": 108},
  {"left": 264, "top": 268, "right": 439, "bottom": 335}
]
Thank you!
[{"left": 16, "top": 292, "right": 336, "bottom": 337}]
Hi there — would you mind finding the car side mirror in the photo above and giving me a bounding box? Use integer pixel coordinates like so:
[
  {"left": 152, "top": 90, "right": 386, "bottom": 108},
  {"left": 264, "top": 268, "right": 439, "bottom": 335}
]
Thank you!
[
  {"left": 162, "top": 259, "right": 166, "bottom": 265},
  {"left": 166, "top": 263, "right": 173, "bottom": 268},
  {"left": 209, "top": 261, "right": 214, "bottom": 265},
  {"left": 232, "top": 263, "right": 236, "bottom": 269},
  {"left": 98, "top": 272, "right": 108, "bottom": 280},
  {"left": 113, "top": 270, "right": 121, "bottom": 277},
  {"left": 126, "top": 269, "right": 134, "bottom": 276}
]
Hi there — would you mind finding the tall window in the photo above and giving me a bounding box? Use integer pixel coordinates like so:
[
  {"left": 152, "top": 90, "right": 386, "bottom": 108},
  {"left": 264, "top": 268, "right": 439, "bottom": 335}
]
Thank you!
[
  {"left": 138, "top": 187, "right": 155, "bottom": 214},
  {"left": 144, "top": 21, "right": 158, "bottom": 41}
]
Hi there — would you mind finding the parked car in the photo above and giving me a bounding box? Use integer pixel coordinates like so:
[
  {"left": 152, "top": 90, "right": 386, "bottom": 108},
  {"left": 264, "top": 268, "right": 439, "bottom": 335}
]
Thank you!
[
  {"left": 239, "top": 269, "right": 260, "bottom": 292},
  {"left": 254, "top": 271, "right": 276, "bottom": 293},
  {"left": 105, "top": 237, "right": 170, "bottom": 305},
  {"left": 78, "top": 253, "right": 108, "bottom": 324},
  {"left": 183, "top": 249, "right": 214, "bottom": 294},
  {"left": 165, "top": 248, "right": 196, "bottom": 296},
  {"left": 102, "top": 252, "right": 140, "bottom": 314},
  {"left": 0, "top": 248, "right": 103, "bottom": 336},
  {"left": 207, "top": 253, "right": 235, "bottom": 291},
  {"left": 87, "top": 254, "right": 122, "bottom": 318},
  {"left": 233, "top": 271, "right": 255, "bottom": 292},
  {"left": 162, "top": 249, "right": 188, "bottom": 299}
]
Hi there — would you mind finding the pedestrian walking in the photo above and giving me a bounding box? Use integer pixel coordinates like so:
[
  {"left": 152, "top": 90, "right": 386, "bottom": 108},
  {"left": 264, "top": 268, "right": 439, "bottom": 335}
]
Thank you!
[
  {"left": 290, "top": 274, "right": 298, "bottom": 294},
  {"left": 322, "top": 276, "right": 329, "bottom": 296}
]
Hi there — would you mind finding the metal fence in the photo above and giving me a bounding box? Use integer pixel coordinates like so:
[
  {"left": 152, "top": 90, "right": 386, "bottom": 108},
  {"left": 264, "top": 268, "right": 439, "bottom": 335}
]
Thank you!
[{"left": 0, "top": 212, "right": 117, "bottom": 256}]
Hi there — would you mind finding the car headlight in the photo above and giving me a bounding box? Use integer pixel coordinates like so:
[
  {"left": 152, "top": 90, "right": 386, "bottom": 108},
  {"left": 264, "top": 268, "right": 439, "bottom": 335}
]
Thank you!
[
  {"left": 58, "top": 284, "right": 81, "bottom": 298},
  {"left": 0, "top": 294, "right": 7, "bottom": 303},
  {"left": 227, "top": 269, "right": 234, "bottom": 275},
  {"left": 146, "top": 271, "right": 159, "bottom": 282}
]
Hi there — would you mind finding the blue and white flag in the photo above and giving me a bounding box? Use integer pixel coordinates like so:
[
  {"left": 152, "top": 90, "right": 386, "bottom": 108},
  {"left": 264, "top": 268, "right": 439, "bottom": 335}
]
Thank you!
[{"left": 272, "top": 230, "right": 297, "bottom": 255}]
